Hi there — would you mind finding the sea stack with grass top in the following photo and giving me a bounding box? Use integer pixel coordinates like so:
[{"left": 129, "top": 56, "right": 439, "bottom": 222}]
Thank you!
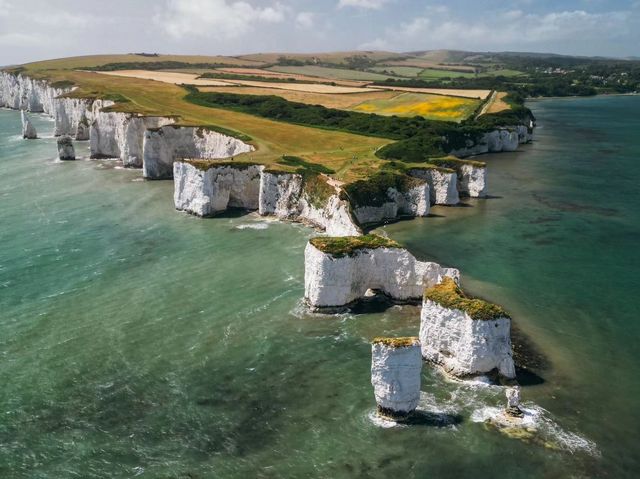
[
  {"left": 21, "top": 110, "right": 37, "bottom": 139},
  {"left": 419, "top": 277, "right": 516, "bottom": 381},
  {"left": 371, "top": 337, "right": 422, "bottom": 420},
  {"left": 57, "top": 135, "right": 76, "bottom": 161},
  {"left": 304, "top": 234, "right": 460, "bottom": 312}
]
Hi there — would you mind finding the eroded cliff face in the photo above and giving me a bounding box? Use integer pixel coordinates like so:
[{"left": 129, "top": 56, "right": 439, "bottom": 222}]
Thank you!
[
  {"left": 258, "top": 170, "right": 361, "bottom": 236},
  {"left": 304, "top": 242, "right": 460, "bottom": 311},
  {"left": 351, "top": 182, "right": 430, "bottom": 226},
  {"left": 173, "top": 164, "right": 362, "bottom": 236},
  {"left": 419, "top": 299, "right": 516, "bottom": 380},
  {"left": 143, "top": 126, "right": 254, "bottom": 179},
  {"left": 457, "top": 163, "right": 487, "bottom": 198},
  {"left": 408, "top": 168, "right": 459, "bottom": 205},
  {"left": 173, "top": 161, "right": 262, "bottom": 216},
  {"left": 449, "top": 126, "right": 532, "bottom": 158},
  {"left": 90, "top": 106, "right": 175, "bottom": 166},
  {"left": 0, "top": 72, "right": 65, "bottom": 113}
]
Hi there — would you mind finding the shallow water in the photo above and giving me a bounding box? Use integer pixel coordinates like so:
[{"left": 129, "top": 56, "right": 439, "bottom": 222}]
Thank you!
[{"left": 1, "top": 97, "right": 639, "bottom": 478}]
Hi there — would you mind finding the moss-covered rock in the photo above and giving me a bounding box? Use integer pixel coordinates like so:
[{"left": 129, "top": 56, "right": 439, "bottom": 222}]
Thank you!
[
  {"left": 425, "top": 277, "right": 510, "bottom": 321},
  {"left": 373, "top": 337, "right": 420, "bottom": 348},
  {"left": 309, "top": 234, "right": 400, "bottom": 257}
]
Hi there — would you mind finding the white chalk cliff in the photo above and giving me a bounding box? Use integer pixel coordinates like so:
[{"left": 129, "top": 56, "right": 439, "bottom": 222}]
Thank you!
[
  {"left": 173, "top": 161, "right": 262, "bottom": 216},
  {"left": 350, "top": 181, "right": 430, "bottom": 226},
  {"left": 304, "top": 238, "right": 460, "bottom": 311},
  {"left": 143, "top": 126, "right": 254, "bottom": 179},
  {"left": 21, "top": 110, "right": 37, "bottom": 139},
  {"left": 419, "top": 278, "right": 516, "bottom": 379},
  {"left": 371, "top": 338, "right": 422, "bottom": 418},
  {"left": 408, "top": 168, "right": 459, "bottom": 205},
  {"left": 173, "top": 163, "right": 362, "bottom": 236}
]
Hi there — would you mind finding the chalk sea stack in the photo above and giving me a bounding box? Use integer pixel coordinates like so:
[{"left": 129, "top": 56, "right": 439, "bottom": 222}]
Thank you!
[
  {"left": 21, "top": 110, "right": 37, "bottom": 139},
  {"left": 371, "top": 337, "right": 422, "bottom": 420},
  {"left": 419, "top": 277, "right": 516, "bottom": 380},
  {"left": 57, "top": 135, "right": 75, "bottom": 161}
]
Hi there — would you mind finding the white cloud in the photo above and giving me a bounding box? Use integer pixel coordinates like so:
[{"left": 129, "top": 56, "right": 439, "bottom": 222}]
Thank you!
[
  {"left": 155, "top": 0, "right": 287, "bottom": 39},
  {"left": 360, "top": 9, "right": 636, "bottom": 53},
  {"left": 295, "top": 11, "right": 315, "bottom": 29},
  {"left": 338, "top": 0, "right": 389, "bottom": 10}
]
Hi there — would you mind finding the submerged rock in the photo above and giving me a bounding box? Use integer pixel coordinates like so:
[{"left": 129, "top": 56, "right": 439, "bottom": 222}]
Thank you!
[
  {"left": 304, "top": 234, "right": 459, "bottom": 312},
  {"left": 21, "top": 110, "right": 37, "bottom": 139},
  {"left": 419, "top": 277, "right": 516, "bottom": 380},
  {"left": 57, "top": 135, "right": 75, "bottom": 161},
  {"left": 371, "top": 337, "right": 422, "bottom": 420}
]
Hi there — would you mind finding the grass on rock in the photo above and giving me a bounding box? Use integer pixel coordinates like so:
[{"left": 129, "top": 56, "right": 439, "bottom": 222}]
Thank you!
[
  {"left": 425, "top": 277, "right": 510, "bottom": 321},
  {"left": 310, "top": 234, "right": 400, "bottom": 257}
]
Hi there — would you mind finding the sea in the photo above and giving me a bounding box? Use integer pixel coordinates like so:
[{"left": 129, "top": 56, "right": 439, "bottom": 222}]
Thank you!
[{"left": 1, "top": 95, "right": 639, "bottom": 478}]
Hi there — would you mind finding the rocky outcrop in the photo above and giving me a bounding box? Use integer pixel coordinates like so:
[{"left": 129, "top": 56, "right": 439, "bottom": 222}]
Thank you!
[
  {"left": 457, "top": 162, "right": 487, "bottom": 197},
  {"left": 304, "top": 235, "right": 460, "bottom": 312},
  {"left": 89, "top": 104, "right": 175, "bottom": 166},
  {"left": 173, "top": 161, "right": 262, "bottom": 216},
  {"left": 258, "top": 170, "right": 361, "bottom": 236},
  {"left": 0, "top": 72, "right": 66, "bottom": 113},
  {"left": 419, "top": 277, "right": 516, "bottom": 380},
  {"left": 449, "top": 126, "right": 533, "bottom": 158},
  {"left": 371, "top": 337, "right": 422, "bottom": 419},
  {"left": 21, "top": 111, "right": 37, "bottom": 139},
  {"left": 408, "top": 168, "right": 459, "bottom": 205},
  {"left": 143, "top": 125, "right": 254, "bottom": 179},
  {"left": 57, "top": 135, "right": 75, "bottom": 161},
  {"left": 173, "top": 164, "right": 362, "bottom": 235},
  {"left": 351, "top": 182, "right": 430, "bottom": 225},
  {"left": 505, "top": 387, "right": 524, "bottom": 418}
]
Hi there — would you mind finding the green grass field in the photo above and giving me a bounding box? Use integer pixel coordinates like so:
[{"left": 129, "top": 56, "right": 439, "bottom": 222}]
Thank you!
[
  {"left": 267, "top": 65, "right": 400, "bottom": 81},
  {"left": 368, "top": 66, "right": 424, "bottom": 77}
]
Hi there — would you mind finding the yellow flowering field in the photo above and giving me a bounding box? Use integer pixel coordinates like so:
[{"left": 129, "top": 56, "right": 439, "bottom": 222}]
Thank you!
[{"left": 351, "top": 92, "right": 481, "bottom": 122}]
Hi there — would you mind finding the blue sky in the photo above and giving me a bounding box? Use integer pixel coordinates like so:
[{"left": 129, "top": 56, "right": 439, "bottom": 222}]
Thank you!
[{"left": 1, "top": 0, "right": 638, "bottom": 65}]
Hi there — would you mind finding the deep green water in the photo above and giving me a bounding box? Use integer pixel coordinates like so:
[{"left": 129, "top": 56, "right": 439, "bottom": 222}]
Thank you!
[{"left": 0, "top": 96, "right": 638, "bottom": 478}]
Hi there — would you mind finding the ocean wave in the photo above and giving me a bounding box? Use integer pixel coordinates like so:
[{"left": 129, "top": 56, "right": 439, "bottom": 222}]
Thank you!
[
  {"left": 235, "top": 222, "right": 270, "bottom": 230},
  {"left": 471, "top": 403, "right": 600, "bottom": 456}
]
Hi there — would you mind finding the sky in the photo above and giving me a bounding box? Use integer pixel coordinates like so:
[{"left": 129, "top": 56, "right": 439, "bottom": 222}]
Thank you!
[{"left": 0, "top": 0, "right": 639, "bottom": 65}]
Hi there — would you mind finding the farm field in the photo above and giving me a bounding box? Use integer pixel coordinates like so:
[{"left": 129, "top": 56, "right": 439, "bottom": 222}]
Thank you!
[
  {"left": 370, "top": 85, "right": 492, "bottom": 99},
  {"left": 213, "top": 67, "right": 366, "bottom": 86},
  {"left": 197, "top": 86, "right": 477, "bottom": 121},
  {"left": 418, "top": 68, "right": 477, "bottom": 79},
  {"left": 351, "top": 92, "right": 480, "bottom": 121},
  {"left": 383, "top": 59, "right": 477, "bottom": 71},
  {"left": 95, "top": 70, "right": 374, "bottom": 93},
  {"left": 238, "top": 51, "right": 404, "bottom": 65},
  {"left": 481, "top": 91, "right": 511, "bottom": 115},
  {"left": 94, "top": 70, "right": 231, "bottom": 86},
  {"left": 268, "top": 65, "right": 400, "bottom": 81},
  {"left": 19, "top": 58, "right": 392, "bottom": 182},
  {"left": 368, "top": 66, "right": 424, "bottom": 77},
  {"left": 198, "top": 86, "right": 400, "bottom": 109}
]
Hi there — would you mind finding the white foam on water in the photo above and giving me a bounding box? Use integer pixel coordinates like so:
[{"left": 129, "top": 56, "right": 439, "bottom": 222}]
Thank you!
[
  {"left": 471, "top": 402, "right": 600, "bottom": 457},
  {"left": 367, "top": 410, "right": 406, "bottom": 429},
  {"left": 235, "top": 222, "right": 270, "bottom": 230}
]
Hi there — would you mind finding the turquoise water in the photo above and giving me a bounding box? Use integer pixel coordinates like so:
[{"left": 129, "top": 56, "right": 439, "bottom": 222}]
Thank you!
[{"left": 0, "top": 97, "right": 638, "bottom": 478}]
